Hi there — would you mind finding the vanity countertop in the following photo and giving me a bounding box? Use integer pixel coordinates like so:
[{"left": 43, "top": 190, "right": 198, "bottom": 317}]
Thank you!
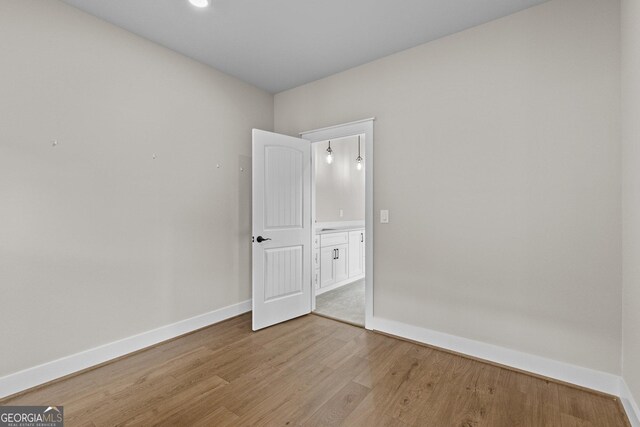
[{"left": 315, "top": 225, "right": 364, "bottom": 235}]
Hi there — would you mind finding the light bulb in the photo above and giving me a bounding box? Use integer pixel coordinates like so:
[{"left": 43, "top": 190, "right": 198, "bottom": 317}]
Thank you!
[
  {"left": 325, "top": 141, "right": 333, "bottom": 164},
  {"left": 189, "top": 0, "right": 209, "bottom": 8},
  {"left": 356, "top": 160, "right": 362, "bottom": 170}
]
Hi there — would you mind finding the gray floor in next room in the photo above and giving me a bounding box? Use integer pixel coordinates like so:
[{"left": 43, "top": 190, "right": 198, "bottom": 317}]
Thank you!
[{"left": 314, "top": 280, "right": 365, "bottom": 326}]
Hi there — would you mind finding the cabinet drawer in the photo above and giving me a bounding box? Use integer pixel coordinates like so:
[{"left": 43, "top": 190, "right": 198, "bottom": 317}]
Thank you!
[{"left": 321, "top": 232, "right": 348, "bottom": 247}]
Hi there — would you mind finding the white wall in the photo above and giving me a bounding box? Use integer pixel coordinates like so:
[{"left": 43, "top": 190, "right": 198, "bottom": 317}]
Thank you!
[
  {"left": 0, "top": 0, "right": 273, "bottom": 377},
  {"left": 275, "top": 0, "right": 622, "bottom": 374},
  {"left": 314, "top": 136, "right": 365, "bottom": 223},
  {"left": 622, "top": 0, "right": 640, "bottom": 407}
]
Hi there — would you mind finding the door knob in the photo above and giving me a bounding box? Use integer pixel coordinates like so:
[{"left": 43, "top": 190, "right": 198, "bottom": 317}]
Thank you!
[{"left": 256, "top": 236, "right": 271, "bottom": 243}]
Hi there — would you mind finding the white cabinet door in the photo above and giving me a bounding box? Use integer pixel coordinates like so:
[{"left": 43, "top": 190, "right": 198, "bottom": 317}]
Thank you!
[
  {"left": 348, "top": 230, "right": 364, "bottom": 277},
  {"left": 320, "top": 246, "right": 335, "bottom": 288},
  {"left": 334, "top": 243, "right": 349, "bottom": 283}
]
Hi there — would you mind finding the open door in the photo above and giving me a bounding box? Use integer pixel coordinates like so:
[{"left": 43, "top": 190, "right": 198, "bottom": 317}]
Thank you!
[{"left": 252, "top": 129, "right": 312, "bottom": 331}]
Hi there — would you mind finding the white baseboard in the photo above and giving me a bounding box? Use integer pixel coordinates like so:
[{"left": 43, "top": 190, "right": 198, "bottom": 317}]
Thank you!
[
  {"left": 370, "top": 316, "right": 621, "bottom": 396},
  {"left": 0, "top": 299, "right": 252, "bottom": 399},
  {"left": 316, "top": 274, "right": 365, "bottom": 296},
  {"left": 620, "top": 378, "right": 640, "bottom": 427},
  {"left": 3, "top": 305, "right": 636, "bottom": 425}
]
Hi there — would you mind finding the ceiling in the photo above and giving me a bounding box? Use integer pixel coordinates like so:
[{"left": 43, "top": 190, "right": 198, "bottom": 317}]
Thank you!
[{"left": 61, "top": 0, "right": 547, "bottom": 93}]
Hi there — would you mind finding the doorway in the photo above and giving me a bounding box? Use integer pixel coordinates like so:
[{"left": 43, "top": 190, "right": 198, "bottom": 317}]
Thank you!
[
  {"left": 310, "top": 135, "right": 366, "bottom": 326},
  {"left": 300, "top": 119, "right": 374, "bottom": 330},
  {"left": 251, "top": 119, "right": 373, "bottom": 331}
]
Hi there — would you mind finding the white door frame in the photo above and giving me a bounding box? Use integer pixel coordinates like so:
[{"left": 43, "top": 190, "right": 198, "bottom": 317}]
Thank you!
[{"left": 300, "top": 118, "right": 374, "bottom": 330}]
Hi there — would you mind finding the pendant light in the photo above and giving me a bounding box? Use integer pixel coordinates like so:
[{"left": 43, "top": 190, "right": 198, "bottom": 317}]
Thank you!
[
  {"left": 356, "top": 136, "right": 363, "bottom": 170},
  {"left": 326, "top": 140, "right": 333, "bottom": 164}
]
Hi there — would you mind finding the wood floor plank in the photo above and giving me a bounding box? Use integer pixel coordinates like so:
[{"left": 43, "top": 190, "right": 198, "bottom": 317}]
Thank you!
[
  {"left": 1, "top": 313, "right": 630, "bottom": 427},
  {"left": 303, "top": 381, "right": 371, "bottom": 426},
  {"left": 483, "top": 368, "right": 529, "bottom": 426},
  {"left": 389, "top": 350, "right": 458, "bottom": 425},
  {"left": 263, "top": 355, "right": 372, "bottom": 426},
  {"left": 411, "top": 354, "right": 479, "bottom": 425},
  {"left": 191, "top": 406, "right": 240, "bottom": 427},
  {"left": 343, "top": 355, "right": 433, "bottom": 426},
  {"left": 352, "top": 339, "right": 415, "bottom": 388},
  {"left": 116, "top": 374, "right": 228, "bottom": 426}
]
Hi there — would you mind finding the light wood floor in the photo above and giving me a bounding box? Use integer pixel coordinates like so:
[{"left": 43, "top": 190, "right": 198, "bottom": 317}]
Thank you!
[{"left": 2, "top": 313, "right": 630, "bottom": 426}]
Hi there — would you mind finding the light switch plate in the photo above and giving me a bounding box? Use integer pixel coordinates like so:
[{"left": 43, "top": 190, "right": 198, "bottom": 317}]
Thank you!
[
  {"left": 380, "top": 210, "right": 389, "bottom": 223},
  {"left": 339, "top": 209, "right": 344, "bottom": 218}
]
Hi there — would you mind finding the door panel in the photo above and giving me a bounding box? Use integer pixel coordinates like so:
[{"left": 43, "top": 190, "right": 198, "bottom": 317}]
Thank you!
[
  {"left": 264, "top": 146, "right": 303, "bottom": 229},
  {"left": 264, "top": 246, "right": 303, "bottom": 301},
  {"left": 252, "top": 129, "right": 311, "bottom": 331}
]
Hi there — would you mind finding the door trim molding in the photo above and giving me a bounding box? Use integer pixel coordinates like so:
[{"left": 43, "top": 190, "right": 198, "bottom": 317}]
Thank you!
[
  {"left": 0, "top": 300, "right": 251, "bottom": 400},
  {"left": 300, "top": 118, "right": 376, "bottom": 137},
  {"left": 300, "top": 118, "right": 375, "bottom": 329}
]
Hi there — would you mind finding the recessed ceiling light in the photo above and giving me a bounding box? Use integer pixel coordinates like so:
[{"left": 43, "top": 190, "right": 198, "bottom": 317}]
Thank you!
[{"left": 189, "top": 0, "right": 209, "bottom": 8}]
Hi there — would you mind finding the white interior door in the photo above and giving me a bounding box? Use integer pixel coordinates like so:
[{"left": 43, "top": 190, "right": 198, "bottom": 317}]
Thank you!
[{"left": 252, "top": 129, "right": 311, "bottom": 331}]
